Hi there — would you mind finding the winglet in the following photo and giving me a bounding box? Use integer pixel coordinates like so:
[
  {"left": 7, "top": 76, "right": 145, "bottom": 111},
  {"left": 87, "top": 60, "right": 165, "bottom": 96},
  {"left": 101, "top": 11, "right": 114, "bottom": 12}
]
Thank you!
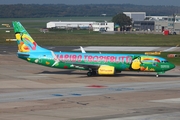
[{"left": 80, "top": 46, "right": 86, "bottom": 53}]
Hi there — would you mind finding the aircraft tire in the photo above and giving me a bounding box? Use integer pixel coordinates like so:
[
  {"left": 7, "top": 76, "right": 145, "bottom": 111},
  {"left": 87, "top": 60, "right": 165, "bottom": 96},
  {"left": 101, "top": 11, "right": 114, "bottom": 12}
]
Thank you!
[
  {"left": 92, "top": 71, "right": 97, "bottom": 76},
  {"left": 87, "top": 72, "right": 92, "bottom": 77}
]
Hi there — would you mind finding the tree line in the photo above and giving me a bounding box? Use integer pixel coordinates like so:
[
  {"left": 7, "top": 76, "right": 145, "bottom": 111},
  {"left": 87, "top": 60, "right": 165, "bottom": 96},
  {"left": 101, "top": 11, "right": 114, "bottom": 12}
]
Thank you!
[{"left": 0, "top": 4, "right": 179, "bottom": 18}]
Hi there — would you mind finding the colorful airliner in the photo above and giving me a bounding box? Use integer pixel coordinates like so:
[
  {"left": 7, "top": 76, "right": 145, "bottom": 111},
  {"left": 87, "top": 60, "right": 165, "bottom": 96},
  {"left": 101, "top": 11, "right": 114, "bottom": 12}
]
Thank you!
[{"left": 12, "top": 21, "right": 175, "bottom": 77}]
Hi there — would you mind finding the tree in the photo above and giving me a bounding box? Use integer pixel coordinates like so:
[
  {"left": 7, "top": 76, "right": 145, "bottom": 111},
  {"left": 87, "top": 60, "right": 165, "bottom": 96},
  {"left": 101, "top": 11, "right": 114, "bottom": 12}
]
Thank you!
[{"left": 112, "top": 13, "right": 132, "bottom": 30}]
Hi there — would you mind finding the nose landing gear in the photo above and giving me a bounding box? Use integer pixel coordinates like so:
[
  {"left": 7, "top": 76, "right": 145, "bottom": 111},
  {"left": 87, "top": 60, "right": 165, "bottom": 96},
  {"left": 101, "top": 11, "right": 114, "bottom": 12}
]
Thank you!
[{"left": 156, "top": 74, "right": 159, "bottom": 78}]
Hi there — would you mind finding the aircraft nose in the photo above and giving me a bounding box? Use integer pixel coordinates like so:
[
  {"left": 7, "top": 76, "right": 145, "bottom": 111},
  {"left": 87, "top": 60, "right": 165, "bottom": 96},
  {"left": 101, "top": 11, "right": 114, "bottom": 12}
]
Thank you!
[{"left": 169, "top": 63, "right": 175, "bottom": 70}]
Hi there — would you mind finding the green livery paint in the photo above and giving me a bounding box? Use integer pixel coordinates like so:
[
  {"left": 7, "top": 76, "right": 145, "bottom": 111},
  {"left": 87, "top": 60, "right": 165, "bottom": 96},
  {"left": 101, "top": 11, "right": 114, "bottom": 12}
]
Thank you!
[{"left": 12, "top": 21, "right": 175, "bottom": 77}]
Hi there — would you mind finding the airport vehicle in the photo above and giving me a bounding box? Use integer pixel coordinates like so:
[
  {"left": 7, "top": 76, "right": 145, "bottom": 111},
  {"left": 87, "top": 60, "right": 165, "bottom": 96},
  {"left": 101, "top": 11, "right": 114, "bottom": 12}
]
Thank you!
[{"left": 12, "top": 21, "right": 175, "bottom": 77}]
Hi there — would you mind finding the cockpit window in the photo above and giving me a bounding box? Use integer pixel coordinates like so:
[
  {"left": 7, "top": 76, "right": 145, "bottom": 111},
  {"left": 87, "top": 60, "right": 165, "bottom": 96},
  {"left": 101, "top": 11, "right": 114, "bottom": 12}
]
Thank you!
[{"left": 161, "top": 60, "right": 168, "bottom": 63}]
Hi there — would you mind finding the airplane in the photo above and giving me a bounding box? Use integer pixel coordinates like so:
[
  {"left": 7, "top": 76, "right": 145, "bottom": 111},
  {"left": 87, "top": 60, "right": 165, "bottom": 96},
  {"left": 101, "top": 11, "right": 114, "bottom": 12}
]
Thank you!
[{"left": 12, "top": 21, "right": 175, "bottom": 77}]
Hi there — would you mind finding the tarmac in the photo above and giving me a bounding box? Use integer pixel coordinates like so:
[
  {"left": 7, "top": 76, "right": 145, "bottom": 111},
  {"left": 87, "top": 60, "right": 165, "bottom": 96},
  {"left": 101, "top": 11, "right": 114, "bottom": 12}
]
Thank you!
[
  {"left": 1, "top": 45, "right": 180, "bottom": 54},
  {"left": 73, "top": 46, "right": 180, "bottom": 52},
  {"left": 0, "top": 46, "right": 180, "bottom": 120}
]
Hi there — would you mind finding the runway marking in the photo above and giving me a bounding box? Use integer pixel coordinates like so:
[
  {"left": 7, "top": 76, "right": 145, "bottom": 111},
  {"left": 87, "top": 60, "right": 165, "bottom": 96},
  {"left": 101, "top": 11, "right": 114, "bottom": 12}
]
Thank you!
[
  {"left": 103, "top": 112, "right": 180, "bottom": 120},
  {"left": 87, "top": 85, "right": 107, "bottom": 88},
  {"left": 163, "top": 47, "right": 177, "bottom": 51},
  {"left": 52, "top": 94, "right": 63, "bottom": 97},
  {"left": 108, "top": 88, "right": 134, "bottom": 91},
  {"left": 150, "top": 98, "right": 180, "bottom": 103},
  {"left": 71, "top": 93, "right": 82, "bottom": 96},
  {"left": 52, "top": 93, "right": 82, "bottom": 97}
]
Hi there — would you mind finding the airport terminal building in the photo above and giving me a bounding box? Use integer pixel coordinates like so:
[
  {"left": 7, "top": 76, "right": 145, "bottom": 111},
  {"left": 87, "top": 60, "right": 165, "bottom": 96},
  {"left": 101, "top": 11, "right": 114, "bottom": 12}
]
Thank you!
[
  {"left": 126, "top": 12, "right": 180, "bottom": 34},
  {"left": 133, "top": 16, "right": 180, "bottom": 34},
  {"left": 123, "top": 12, "right": 180, "bottom": 34}
]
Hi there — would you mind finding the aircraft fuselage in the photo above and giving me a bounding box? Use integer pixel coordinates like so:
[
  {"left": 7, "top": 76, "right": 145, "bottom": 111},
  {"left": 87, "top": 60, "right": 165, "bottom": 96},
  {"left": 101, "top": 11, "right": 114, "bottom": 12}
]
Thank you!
[{"left": 18, "top": 51, "right": 175, "bottom": 74}]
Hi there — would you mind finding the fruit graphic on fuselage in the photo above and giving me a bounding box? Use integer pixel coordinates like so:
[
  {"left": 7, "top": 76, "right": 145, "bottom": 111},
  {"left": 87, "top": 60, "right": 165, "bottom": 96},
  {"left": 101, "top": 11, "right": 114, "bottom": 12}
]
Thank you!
[{"left": 131, "top": 58, "right": 141, "bottom": 70}]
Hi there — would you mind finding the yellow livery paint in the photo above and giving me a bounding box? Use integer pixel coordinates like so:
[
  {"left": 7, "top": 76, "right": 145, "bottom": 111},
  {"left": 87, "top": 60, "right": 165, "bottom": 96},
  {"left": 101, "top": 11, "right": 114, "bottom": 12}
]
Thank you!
[{"left": 98, "top": 66, "right": 115, "bottom": 75}]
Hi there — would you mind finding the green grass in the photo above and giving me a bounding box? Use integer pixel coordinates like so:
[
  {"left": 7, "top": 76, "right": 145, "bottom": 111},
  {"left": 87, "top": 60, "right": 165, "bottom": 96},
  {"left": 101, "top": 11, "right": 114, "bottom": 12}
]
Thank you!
[
  {"left": 0, "top": 17, "right": 112, "bottom": 22},
  {"left": 1, "top": 30, "right": 180, "bottom": 46}
]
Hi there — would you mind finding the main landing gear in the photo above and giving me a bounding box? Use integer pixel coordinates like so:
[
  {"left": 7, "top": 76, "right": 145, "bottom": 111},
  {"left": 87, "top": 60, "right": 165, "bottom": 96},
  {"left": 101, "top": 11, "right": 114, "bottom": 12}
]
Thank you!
[{"left": 87, "top": 70, "right": 97, "bottom": 77}]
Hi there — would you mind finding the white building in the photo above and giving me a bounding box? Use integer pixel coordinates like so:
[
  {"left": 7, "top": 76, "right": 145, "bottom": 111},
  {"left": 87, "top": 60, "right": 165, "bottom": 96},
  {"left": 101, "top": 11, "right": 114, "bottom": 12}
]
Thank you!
[
  {"left": 46, "top": 21, "right": 114, "bottom": 32},
  {"left": 47, "top": 21, "right": 94, "bottom": 29},
  {"left": 92, "top": 22, "right": 114, "bottom": 31},
  {"left": 123, "top": 12, "right": 146, "bottom": 21}
]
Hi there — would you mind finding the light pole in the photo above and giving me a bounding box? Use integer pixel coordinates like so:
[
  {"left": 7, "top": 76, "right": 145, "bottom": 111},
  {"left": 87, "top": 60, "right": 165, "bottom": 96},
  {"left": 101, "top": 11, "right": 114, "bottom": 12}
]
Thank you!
[{"left": 173, "top": 13, "right": 176, "bottom": 34}]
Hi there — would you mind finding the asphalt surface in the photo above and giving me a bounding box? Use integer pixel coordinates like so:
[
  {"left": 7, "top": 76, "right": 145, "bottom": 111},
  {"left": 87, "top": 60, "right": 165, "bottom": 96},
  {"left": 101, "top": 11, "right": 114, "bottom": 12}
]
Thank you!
[
  {"left": 0, "top": 46, "right": 180, "bottom": 120},
  {"left": 0, "top": 45, "right": 180, "bottom": 55},
  {"left": 1, "top": 80, "right": 180, "bottom": 103}
]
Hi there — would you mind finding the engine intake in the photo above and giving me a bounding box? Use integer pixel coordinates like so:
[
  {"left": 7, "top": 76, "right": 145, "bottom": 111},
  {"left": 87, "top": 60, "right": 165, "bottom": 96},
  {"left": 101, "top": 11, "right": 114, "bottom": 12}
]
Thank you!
[{"left": 98, "top": 66, "right": 115, "bottom": 75}]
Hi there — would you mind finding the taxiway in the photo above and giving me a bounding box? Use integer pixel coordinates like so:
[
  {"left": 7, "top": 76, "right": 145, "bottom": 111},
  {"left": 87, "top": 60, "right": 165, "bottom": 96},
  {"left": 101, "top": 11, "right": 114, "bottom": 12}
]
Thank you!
[{"left": 0, "top": 46, "right": 180, "bottom": 120}]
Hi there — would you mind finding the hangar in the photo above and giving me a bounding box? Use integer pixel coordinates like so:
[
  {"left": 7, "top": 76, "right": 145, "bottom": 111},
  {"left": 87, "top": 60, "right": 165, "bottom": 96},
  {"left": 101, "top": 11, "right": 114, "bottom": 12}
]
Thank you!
[
  {"left": 46, "top": 21, "right": 114, "bottom": 32},
  {"left": 47, "top": 21, "right": 94, "bottom": 29}
]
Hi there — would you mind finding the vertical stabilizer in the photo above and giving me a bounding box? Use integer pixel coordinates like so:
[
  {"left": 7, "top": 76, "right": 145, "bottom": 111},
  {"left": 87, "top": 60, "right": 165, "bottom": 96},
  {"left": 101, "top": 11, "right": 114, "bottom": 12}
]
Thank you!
[{"left": 12, "top": 21, "right": 48, "bottom": 53}]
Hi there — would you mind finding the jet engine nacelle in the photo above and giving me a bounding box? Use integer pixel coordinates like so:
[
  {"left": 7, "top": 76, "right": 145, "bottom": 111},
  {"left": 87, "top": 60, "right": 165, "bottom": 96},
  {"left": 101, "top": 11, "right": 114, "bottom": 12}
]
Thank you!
[{"left": 98, "top": 66, "right": 115, "bottom": 75}]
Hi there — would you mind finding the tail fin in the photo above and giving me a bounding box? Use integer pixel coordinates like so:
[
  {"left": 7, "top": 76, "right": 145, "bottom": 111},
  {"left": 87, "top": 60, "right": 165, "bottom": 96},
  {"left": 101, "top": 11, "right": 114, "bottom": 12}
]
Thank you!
[{"left": 12, "top": 21, "right": 48, "bottom": 53}]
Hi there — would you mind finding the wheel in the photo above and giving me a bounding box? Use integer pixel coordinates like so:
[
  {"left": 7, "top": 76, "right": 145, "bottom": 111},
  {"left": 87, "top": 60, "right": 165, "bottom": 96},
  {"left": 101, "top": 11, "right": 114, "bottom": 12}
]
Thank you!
[
  {"left": 92, "top": 71, "right": 97, "bottom": 76},
  {"left": 87, "top": 72, "right": 92, "bottom": 77}
]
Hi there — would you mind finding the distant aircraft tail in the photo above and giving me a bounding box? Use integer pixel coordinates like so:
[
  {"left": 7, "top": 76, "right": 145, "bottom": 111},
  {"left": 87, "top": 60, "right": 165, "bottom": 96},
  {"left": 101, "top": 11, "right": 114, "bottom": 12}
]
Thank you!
[{"left": 12, "top": 21, "right": 48, "bottom": 53}]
